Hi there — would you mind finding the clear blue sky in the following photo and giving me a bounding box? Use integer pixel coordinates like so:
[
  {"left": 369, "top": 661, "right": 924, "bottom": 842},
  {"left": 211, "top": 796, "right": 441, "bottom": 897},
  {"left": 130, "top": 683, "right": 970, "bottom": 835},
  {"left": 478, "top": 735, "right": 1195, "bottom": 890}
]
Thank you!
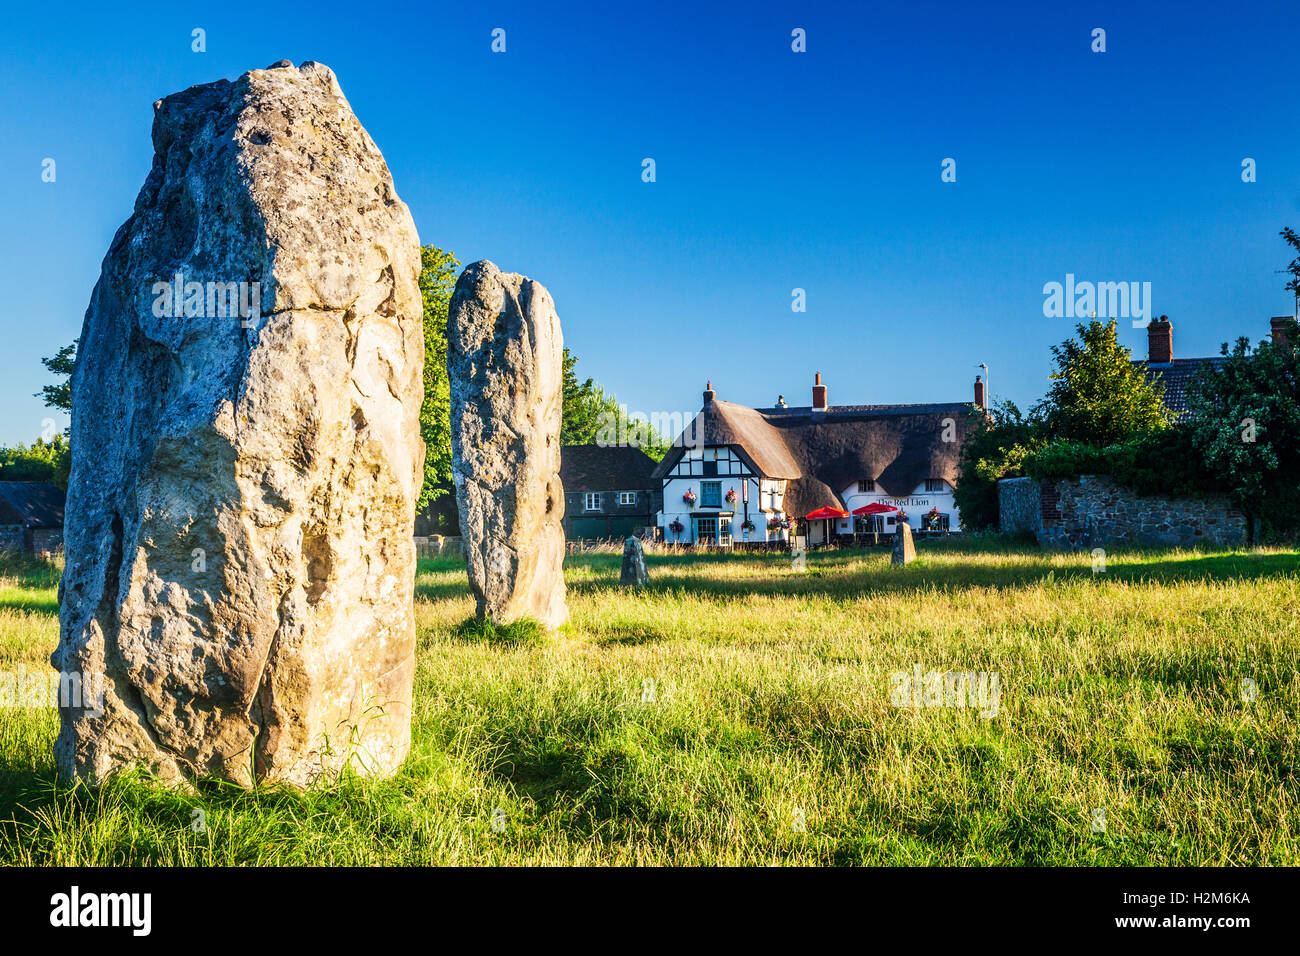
[{"left": 2, "top": 0, "right": 1297, "bottom": 445}]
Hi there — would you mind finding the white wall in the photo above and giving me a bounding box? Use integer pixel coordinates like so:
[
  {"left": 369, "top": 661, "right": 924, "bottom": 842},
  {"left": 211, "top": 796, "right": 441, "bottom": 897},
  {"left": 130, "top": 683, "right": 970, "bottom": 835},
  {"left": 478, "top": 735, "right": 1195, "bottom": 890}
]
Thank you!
[
  {"left": 836, "top": 480, "right": 962, "bottom": 532},
  {"left": 657, "top": 445, "right": 790, "bottom": 544},
  {"left": 657, "top": 449, "right": 963, "bottom": 543}
]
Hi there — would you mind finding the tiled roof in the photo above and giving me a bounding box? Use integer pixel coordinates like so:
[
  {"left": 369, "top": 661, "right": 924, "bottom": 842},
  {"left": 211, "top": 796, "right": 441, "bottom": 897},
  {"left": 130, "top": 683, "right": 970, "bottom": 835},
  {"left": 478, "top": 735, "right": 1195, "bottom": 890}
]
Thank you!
[
  {"left": 560, "top": 445, "right": 658, "bottom": 492},
  {"left": 1135, "top": 357, "right": 1226, "bottom": 416},
  {"left": 0, "top": 481, "right": 65, "bottom": 528}
]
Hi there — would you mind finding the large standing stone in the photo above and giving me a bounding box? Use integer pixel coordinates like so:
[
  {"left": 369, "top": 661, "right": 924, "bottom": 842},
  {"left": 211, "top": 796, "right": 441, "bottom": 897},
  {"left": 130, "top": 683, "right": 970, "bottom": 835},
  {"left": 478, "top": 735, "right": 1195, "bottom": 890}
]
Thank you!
[
  {"left": 620, "top": 537, "right": 650, "bottom": 587},
  {"left": 448, "top": 261, "right": 568, "bottom": 631},
  {"left": 891, "top": 522, "right": 916, "bottom": 567},
  {"left": 53, "top": 61, "right": 424, "bottom": 788}
]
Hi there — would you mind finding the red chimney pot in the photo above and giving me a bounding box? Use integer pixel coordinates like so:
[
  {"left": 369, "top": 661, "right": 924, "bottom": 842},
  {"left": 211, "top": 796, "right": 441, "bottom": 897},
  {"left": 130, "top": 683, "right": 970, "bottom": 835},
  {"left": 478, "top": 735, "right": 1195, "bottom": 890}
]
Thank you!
[
  {"left": 812, "top": 372, "right": 828, "bottom": 410},
  {"left": 1147, "top": 316, "right": 1173, "bottom": 365}
]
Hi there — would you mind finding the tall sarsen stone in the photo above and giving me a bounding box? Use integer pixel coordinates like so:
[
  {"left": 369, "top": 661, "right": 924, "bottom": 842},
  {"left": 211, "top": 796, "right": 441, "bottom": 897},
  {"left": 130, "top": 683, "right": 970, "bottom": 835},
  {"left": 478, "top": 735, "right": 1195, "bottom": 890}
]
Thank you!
[
  {"left": 448, "top": 261, "right": 568, "bottom": 631},
  {"left": 53, "top": 61, "right": 424, "bottom": 788}
]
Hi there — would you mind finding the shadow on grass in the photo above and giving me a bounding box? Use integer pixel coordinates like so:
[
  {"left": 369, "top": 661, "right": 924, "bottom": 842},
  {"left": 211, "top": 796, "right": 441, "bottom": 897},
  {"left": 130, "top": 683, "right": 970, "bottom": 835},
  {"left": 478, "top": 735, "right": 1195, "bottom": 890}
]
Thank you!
[
  {"left": 561, "top": 546, "right": 1299, "bottom": 603},
  {"left": 0, "top": 593, "right": 60, "bottom": 614}
]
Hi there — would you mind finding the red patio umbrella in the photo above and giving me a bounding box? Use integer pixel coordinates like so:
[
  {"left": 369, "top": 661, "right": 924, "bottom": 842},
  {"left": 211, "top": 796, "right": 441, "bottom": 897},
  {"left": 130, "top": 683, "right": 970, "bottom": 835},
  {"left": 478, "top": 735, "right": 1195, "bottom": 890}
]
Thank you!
[
  {"left": 851, "top": 502, "right": 897, "bottom": 544},
  {"left": 805, "top": 507, "right": 849, "bottom": 520},
  {"left": 804, "top": 506, "right": 849, "bottom": 543}
]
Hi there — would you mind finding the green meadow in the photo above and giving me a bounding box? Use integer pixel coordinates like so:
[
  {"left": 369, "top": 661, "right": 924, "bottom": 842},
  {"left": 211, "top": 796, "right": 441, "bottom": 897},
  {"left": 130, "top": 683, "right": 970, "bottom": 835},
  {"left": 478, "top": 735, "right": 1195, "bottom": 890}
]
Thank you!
[{"left": 1, "top": 540, "right": 1296, "bottom": 865}]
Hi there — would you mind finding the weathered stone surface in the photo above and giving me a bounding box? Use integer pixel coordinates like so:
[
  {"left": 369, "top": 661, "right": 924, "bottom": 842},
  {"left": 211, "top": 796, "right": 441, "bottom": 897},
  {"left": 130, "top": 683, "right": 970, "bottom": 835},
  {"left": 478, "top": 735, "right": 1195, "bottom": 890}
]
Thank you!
[
  {"left": 448, "top": 260, "right": 568, "bottom": 631},
  {"left": 997, "top": 474, "right": 1247, "bottom": 550},
  {"left": 620, "top": 536, "right": 649, "bottom": 586},
  {"left": 891, "top": 522, "right": 916, "bottom": 567},
  {"left": 53, "top": 61, "right": 423, "bottom": 788}
]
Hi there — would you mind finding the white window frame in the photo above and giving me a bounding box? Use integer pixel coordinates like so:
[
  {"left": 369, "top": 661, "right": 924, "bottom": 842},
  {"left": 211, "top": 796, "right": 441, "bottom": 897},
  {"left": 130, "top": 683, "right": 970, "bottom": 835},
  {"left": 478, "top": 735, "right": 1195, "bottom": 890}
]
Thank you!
[
  {"left": 584, "top": 492, "right": 600, "bottom": 511},
  {"left": 618, "top": 491, "right": 636, "bottom": 506}
]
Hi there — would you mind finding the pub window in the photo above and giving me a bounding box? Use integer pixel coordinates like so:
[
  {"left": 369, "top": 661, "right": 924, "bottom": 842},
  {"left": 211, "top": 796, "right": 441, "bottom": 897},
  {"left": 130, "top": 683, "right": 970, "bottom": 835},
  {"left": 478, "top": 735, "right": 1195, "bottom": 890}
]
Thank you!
[
  {"left": 924, "top": 478, "right": 946, "bottom": 493},
  {"left": 858, "top": 479, "right": 875, "bottom": 493},
  {"left": 618, "top": 491, "right": 636, "bottom": 506},
  {"left": 584, "top": 492, "right": 600, "bottom": 511},
  {"left": 700, "top": 481, "right": 722, "bottom": 508},
  {"left": 922, "top": 510, "right": 950, "bottom": 532}
]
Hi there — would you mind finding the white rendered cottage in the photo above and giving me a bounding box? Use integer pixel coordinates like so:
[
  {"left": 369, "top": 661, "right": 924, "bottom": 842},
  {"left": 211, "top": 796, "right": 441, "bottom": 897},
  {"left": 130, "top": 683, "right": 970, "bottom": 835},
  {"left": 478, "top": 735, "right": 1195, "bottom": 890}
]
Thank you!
[{"left": 654, "top": 374, "right": 985, "bottom": 546}]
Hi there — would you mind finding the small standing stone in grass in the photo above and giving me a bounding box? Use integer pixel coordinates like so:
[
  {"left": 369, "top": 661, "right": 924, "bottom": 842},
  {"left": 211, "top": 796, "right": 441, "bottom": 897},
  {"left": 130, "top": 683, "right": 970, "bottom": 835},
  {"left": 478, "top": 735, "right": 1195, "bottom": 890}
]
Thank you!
[
  {"left": 620, "top": 536, "right": 649, "bottom": 586},
  {"left": 891, "top": 522, "right": 916, "bottom": 567}
]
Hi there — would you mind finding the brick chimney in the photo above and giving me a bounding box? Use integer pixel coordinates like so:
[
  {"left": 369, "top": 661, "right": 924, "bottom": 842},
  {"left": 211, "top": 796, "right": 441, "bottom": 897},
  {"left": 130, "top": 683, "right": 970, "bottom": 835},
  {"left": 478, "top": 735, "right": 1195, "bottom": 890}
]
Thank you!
[
  {"left": 1271, "top": 316, "right": 1295, "bottom": 350},
  {"left": 703, "top": 380, "right": 715, "bottom": 405},
  {"left": 1147, "top": 315, "right": 1173, "bottom": 365},
  {"left": 974, "top": 375, "right": 986, "bottom": 409},
  {"left": 812, "top": 372, "right": 828, "bottom": 411}
]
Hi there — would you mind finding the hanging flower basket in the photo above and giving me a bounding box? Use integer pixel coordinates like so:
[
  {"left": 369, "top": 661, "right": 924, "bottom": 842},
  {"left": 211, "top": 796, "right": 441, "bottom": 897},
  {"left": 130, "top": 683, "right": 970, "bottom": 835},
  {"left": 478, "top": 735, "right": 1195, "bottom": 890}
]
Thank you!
[
  {"left": 682, "top": 489, "right": 697, "bottom": 505},
  {"left": 725, "top": 489, "right": 737, "bottom": 505},
  {"left": 741, "top": 519, "right": 755, "bottom": 532},
  {"left": 668, "top": 519, "right": 684, "bottom": 535}
]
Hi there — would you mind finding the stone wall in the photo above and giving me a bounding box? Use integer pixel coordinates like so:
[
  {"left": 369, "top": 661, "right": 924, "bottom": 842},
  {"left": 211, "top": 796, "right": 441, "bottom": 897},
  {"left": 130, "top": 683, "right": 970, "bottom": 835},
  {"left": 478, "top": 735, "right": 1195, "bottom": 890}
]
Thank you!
[
  {"left": 999, "top": 474, "right": 1246, "bottom": 550},
  {"left": 32, "top": 529, "right": 63, "bottom": 557},
  {"left": 998, "top": 477, "right": 1041, "bottom": 535},
  {"left": 0, "top": 525, "right": 23, "bottom": 552}
]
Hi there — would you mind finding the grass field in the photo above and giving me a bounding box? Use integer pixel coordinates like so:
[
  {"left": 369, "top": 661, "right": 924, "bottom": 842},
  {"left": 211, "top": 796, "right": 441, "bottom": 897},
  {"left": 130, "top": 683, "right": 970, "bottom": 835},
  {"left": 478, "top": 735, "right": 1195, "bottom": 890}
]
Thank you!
[{"left": 1, "top": 539, "right": 1297, "bottom": 865}]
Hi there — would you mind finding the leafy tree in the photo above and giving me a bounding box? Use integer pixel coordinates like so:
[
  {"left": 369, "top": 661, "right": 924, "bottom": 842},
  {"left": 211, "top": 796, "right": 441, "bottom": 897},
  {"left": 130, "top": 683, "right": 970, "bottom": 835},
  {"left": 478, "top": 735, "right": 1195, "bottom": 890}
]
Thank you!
[
  {"left": 1033, "top": 319, "right": 1173, "bottom": 444},
  {"left": 36, "top": 340, "right": 77, "bottom": 414},
  {"left": 417, "top": 245, "right": 460, "bottom": 513},
  {"left": 560, "top": 348, "right": 606, "bottom": 445},
  {"left": 1282, "top": 226, "right": 1300, "bottom": 318},
  {"left": 953, "top": 400, "right": 1044, "bottom": 530},
  {"left": 1185, "top": 318, "right": 1300, "bottom": 539},
  {"left": 0, "top": 435, "right": 71, "bottom": 488},
  {"left": 560, "top": 348, "right": 669, "bottom": 459}
]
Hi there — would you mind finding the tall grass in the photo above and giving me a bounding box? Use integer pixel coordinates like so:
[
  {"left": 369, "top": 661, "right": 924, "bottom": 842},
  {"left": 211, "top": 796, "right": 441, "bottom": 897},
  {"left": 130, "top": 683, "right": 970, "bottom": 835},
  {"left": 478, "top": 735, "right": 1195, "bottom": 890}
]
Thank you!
[{"left": 0, "top": 541, "right": 1296, "bottom": 865}]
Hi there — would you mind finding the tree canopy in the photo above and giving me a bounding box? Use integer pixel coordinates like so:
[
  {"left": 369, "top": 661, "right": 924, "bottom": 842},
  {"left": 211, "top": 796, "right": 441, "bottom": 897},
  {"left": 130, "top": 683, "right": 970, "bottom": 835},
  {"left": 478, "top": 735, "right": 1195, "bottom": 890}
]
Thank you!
[
  {"left": 1185, "top": 318, "right": 1300, "bottom": 535},
  {"left": 37, "top": 340, "right": 76, "bottom": 415},
  {"left": 417, "top": 245, "right": 460, "bottom": 513},
  {"left": 1032, "top": 319, "right": 1172, "bottom": 444}
]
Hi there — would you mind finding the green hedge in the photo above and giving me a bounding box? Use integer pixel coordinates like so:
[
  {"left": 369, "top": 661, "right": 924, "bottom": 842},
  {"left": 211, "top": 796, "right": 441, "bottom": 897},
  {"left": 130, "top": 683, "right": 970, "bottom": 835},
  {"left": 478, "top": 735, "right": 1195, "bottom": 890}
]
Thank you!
[{"left": 1022, "top": 430, "right": 1215, "bottom": 497}]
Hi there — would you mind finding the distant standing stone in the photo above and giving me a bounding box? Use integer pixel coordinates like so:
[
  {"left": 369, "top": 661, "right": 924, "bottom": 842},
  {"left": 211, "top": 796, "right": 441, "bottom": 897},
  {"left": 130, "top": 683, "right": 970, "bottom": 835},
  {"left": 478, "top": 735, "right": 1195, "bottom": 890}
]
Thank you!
[
  {"left": 620, "top": 536, "right": 649, "bottom": 586},
  {"left": 448, "top": 260, "right": 568, "bottom": 631},
  {"left": 891, "top": 522, "right": 916, "bottom": 567}
]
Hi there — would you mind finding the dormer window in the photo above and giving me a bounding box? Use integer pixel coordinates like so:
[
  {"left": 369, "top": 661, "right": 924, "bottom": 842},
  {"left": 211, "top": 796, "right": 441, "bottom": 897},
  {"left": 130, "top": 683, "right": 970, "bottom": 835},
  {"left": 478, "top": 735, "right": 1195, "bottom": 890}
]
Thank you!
[
  {"left": 924, "top": 478, "right": 946, "bottom": 493},
  {"left": 858, "top": 479, "right": 875, "bottom": 493}
]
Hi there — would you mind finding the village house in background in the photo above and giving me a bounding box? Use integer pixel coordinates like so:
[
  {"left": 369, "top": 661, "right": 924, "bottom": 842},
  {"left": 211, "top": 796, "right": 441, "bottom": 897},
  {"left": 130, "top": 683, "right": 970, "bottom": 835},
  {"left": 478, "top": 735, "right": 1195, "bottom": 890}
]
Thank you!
[
  {"left": 1001, "top": 314, "right": 1296, "bottom": 550},
  {"left": 654, "top": 374, "right": 983, "bottom": 546},
  {"left": 560, "top": 444, "right": 661, "bottom": 540},
  {"left": 0, "top": 481, "right": 65, "bottom": 555},
  {"left": 1137, "top": 314, "right": 1294, "bottom": 417}
]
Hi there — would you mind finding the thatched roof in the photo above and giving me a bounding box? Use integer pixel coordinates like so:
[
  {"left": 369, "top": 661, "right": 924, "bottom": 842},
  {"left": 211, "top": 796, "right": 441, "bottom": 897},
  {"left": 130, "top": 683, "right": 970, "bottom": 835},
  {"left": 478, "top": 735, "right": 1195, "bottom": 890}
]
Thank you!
[{"left": 653, "top": 398, "right": 979, "bottom": 511}]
